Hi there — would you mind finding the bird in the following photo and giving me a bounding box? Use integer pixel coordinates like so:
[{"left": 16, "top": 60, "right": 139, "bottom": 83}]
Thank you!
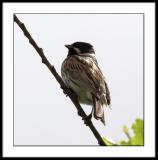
[{"left": 61, "top": 42, "right": 111, "bottom": 125}]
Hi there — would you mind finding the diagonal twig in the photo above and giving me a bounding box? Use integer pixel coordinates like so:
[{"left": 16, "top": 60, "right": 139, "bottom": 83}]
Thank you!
[{"left": 14, "top": 14, "right": 106, "bottom": 146}]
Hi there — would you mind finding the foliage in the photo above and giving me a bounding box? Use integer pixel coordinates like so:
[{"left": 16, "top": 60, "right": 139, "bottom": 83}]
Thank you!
[
  {"left": 103, "top": 118, "right": 144, "bottom": 146},
  {"left": 102, "top": 137, "right": 117, "bottom": 146}
]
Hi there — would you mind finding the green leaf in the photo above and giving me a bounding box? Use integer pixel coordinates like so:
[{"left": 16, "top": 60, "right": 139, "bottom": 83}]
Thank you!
[
  {"left": 120, "top": 118, "right": 144, "bottom": 146},
  {"left": 103, "top": 118, "right": 144, "bottom": 146},
  {"left": 120, "top": 140, "right": 131, "bottom": 145},
  {"left": 123, "top": 125, "right": 129, "bottom": 135},
  {"left": 132, "top": 118, "right": 144, "bottom": 135},
  {"left": 130, "top": 118, "right": 144, "bottom": 145},
  {"left": 103, "top": 137, "right": 117, "bottom": 146}
]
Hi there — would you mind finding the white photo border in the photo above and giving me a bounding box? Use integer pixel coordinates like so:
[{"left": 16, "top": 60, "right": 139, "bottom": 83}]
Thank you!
[{"left": 3, "top": 2, "right": 155, "bottom": 157}]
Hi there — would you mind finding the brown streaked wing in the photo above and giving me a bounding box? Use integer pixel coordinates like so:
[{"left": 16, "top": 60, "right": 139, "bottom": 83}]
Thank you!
[{"left": 69, "top": 56, "right": 105, "bottom": 93}]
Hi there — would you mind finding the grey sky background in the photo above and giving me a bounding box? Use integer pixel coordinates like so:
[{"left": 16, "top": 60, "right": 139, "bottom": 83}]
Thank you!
[{"left": 14, "top": 14, "right": 143, "bottom": 145}]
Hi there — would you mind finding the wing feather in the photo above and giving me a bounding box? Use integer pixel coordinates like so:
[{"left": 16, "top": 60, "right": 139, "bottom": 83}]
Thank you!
[{"left": 62, "top": 55, "right": 111, "bottom": 106}]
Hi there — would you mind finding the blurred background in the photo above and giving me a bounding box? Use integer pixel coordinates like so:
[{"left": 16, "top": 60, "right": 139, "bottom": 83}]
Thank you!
[{"left": 14, "top": 14, "right": 143, "bottom": 145}]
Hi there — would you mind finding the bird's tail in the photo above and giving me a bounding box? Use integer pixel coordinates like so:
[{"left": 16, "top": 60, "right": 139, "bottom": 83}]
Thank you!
[{"left": 92, "top": 94, "right": 105, "bottom": 125}]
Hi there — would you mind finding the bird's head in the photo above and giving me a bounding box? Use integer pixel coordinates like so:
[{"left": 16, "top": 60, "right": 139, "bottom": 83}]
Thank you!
[{"left": 65, "top": 42, "right": 95, "bottom": 56}]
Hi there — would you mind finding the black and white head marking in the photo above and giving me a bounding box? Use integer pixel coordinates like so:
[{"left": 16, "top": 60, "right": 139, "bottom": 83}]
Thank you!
[{"left": 65, "top": 42, "right": 95, "bottom": 56}]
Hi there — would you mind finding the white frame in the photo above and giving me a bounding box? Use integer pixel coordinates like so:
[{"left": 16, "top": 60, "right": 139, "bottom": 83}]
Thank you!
[{"left": 3, "top": 2, "right": 155, "bottom": 157}]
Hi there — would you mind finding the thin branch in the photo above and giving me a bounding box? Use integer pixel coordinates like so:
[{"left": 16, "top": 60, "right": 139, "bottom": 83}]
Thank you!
[{"left": 14, "top": 14, "right": 106, "bottom": 146}]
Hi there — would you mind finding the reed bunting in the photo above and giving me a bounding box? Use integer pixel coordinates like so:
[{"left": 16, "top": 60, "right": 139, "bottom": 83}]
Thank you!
[{"left": 61, "top": 42, "right": 111, "bottom": 125}]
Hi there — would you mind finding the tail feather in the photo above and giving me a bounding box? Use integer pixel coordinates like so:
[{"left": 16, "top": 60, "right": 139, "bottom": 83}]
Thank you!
[
  {"left": 92, "top": 94, "right": 105, "bottom": 125},
  {"left": 104, "top": 81, "right": 111, "bottom": 106},
  {"left": 102, "top": 94, "right": 112, "bottom": 109}
]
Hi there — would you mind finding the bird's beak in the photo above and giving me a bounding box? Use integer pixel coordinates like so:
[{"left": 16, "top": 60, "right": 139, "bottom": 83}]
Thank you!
[{"left": 65, "top": 44, "right": 73, "bottom": 49}]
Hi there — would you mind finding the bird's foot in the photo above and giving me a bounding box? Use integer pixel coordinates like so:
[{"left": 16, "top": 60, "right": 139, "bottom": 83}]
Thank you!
[
  {"left": 82, "top": 113, "right": 92, "bottom": 126},
  {"left": 63, "top": 88, "right": 73, "bottom": 97}
]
